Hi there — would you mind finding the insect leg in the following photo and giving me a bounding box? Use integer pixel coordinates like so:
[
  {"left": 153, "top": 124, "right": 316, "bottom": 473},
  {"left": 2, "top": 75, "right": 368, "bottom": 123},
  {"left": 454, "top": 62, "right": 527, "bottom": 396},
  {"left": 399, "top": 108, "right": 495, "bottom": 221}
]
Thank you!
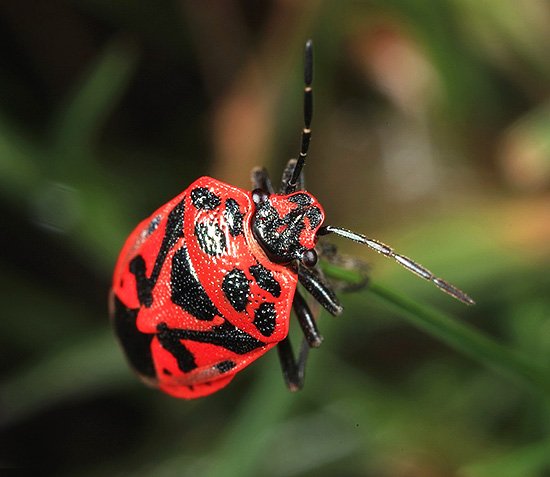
[
  {"left": 276, "top": 336, "right": 309, "bottom": 391},
  {"left": 293, "top": 290, "right": 323, "bottom": 347},
  {"left": 316, "top": 242, "right": 370, "bottom": 293},
  {"left": 251, "top": 167, "right": 275, "bottom": 194},
  {"left": 298, "top": 264, "right": 343, "bottom": 316}
]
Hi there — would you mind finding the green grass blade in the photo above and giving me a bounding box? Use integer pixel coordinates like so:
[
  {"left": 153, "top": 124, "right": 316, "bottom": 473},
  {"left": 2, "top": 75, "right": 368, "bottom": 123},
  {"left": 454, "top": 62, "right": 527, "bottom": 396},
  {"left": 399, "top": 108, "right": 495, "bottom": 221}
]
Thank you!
[
  {"left": 0, "top": 331, "right": 129, "bottom": 427},
  {"left": 51, "top": 37, "right": 138, "bottom": 155},
  {"left": 322, "top": 262, "right": 550, "bottom": 396}
]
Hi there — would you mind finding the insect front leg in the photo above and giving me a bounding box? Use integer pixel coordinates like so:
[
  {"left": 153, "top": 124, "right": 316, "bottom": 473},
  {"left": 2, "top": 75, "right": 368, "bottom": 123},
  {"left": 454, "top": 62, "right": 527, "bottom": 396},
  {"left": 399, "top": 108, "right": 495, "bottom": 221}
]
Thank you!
[{"left": 297, "top": 264, "right": 343, "bottom": 316}]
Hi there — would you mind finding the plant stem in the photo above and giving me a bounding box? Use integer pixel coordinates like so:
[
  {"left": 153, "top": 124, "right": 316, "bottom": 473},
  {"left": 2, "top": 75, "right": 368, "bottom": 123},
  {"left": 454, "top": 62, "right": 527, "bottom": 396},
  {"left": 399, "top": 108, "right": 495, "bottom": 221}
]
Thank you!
[{"left": 322, "top": 262, "right": 550, "bottom": 396}]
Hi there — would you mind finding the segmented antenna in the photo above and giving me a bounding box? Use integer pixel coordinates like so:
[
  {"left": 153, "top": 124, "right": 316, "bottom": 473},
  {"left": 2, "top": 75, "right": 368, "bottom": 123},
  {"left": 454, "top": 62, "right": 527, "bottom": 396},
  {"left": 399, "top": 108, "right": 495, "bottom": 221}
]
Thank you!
[
  {"left": 318, "top": 225, "right": 475, "bottom": 305},
  {"left": 286, "top": 39, "right": 313, "bottom": 194}
]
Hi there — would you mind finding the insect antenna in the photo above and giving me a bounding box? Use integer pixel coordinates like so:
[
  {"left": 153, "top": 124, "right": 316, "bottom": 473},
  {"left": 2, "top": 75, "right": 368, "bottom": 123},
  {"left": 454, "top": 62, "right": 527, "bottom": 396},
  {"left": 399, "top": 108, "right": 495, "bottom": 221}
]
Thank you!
[
  {"left": 285, "top": 39, "right": 313, "bottom": 194},
  {"left": 317, "top": 225, "right": 475, "bottom": 305}
]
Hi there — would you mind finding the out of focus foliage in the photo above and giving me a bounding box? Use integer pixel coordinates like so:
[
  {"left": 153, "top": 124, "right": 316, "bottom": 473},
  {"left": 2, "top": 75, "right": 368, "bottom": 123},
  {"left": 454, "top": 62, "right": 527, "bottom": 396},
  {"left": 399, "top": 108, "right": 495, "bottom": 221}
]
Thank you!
[{"left": 1, "top": 1, "right": 550, "bottom": 476}]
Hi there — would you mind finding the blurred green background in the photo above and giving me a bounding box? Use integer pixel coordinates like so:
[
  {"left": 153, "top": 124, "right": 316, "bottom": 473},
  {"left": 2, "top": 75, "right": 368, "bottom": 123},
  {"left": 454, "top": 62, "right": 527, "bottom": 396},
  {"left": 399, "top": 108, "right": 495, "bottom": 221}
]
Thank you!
[{"left": 1, "top": 1, "right": 550, "bottom": 476}]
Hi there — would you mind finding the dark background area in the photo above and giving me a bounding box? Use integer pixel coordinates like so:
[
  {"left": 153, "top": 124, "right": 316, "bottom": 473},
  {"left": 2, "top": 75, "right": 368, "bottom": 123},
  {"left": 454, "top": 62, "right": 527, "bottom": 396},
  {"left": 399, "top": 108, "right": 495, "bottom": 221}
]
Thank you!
[{"left": 1, "top": 1, "right": 550, "bottom": 476}]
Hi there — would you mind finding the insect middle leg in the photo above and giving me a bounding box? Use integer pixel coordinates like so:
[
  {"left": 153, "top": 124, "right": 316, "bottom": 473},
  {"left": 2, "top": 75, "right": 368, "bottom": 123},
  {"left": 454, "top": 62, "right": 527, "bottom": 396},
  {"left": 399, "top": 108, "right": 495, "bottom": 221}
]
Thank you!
[
  {"left": 293, "top": 291, "right": 323, "bottom": 347},
  {"left": 277, "top": 290, "right": 323, "bottom": 390},
  {"left": 316, "top": 242, "right": 370, "bottom": 293},
  {"left": 277, "top": 336, "right": 310, "bottom": 391}
]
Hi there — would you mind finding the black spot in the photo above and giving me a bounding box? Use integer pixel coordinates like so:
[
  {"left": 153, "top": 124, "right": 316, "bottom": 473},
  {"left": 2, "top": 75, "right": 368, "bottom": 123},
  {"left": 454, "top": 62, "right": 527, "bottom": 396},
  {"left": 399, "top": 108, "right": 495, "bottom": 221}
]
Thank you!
[
  {"left": 111, "top": 294, "right": 156, "bottom": 379},
  {"left": 288, "top": 193, "right": 313, "bottom": 206},
  {"left": 222, "top": 268, "right": 250, "bottom": 312},
  {"left": 130, "top": 255, "right": 153, "bottom": 307},
  {"left": 162, "top": 321, "right": 264, "bottom": 355},
  {"left": 195, "top": 222, "right": 227, "bottom": 256},
  {"left": 216, "top": 360, "right": 236, "bottom": 373},
  {"left": 163, "top": 368, "right": 173, "bottom": 376},
  {"left": 171, "top": 246, "right": 220, "bottom": 321},
  {"left": 130, "top": 198, "right": 185, "bottom": 307},
  {"left": 306, "top": 206, "right": 322, "bottom": 229},
  {"left": 224, "top": 198, "right": 244, "bottom": 236},
  {"left": 249, "top": 264, "right": 281, "bottom": 298},
  {"left": 253, "top": 302, "right": 277, "bottom": 337},
  {"left": 191, "top": 187, "right": 221, "bottom": 210},
  {"left": 157, "top": 323, "right": 197, "bottom": 373}
]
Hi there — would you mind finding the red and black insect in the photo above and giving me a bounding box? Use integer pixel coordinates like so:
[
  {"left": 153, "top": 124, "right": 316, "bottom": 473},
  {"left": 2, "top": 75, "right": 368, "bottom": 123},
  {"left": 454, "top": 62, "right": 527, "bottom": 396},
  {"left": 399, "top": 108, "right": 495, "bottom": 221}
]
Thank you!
[{"left": 110, "top": 40, "right": 474, "bottom": 399}]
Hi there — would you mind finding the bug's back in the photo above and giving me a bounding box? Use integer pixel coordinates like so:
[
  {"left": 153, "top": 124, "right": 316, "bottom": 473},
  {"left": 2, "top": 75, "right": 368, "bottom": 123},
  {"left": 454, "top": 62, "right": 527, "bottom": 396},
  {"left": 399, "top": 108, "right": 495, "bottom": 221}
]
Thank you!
[{"left": 111, "top": 177, "right": 297, "bottom": 398}]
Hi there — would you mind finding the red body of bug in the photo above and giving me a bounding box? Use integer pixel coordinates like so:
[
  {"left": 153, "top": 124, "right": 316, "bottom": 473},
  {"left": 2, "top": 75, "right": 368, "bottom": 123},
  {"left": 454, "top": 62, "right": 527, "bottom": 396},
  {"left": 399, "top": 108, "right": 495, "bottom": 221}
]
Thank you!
[
  {"left": 110, "top": 40, "right": 473, "bottom": 399},
  {"left": 111, "top": 177, "right": 324, "bottom": 398}
]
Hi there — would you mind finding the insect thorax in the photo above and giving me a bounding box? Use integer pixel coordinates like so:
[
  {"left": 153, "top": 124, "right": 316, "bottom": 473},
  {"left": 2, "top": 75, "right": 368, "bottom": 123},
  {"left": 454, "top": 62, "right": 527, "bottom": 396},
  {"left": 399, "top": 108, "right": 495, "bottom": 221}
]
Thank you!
[{"left": 251, "top": 192, "right": 325, "bottom": 264}]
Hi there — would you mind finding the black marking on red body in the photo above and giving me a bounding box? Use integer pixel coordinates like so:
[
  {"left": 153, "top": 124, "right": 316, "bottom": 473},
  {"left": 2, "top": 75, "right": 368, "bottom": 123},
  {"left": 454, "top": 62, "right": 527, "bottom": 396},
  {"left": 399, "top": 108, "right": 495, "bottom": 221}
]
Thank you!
[
  {"left": 171, "top": 246, "right": 220, "bottom": 321},
  {"left": 216, "top": 360, "right": 237, "bottom": 373},
  {"left": 112, "top": 295, "right": 156, "bottom": 379},
  {"left": 157, "top": 323, "right": 198, "bottom": 372},
  {"left": 222, "top": 268, "right": 250, "bottom": 312},
  {"left": 253, "top": 200, "right": 306, "bottom": 262},
  {"left": 288, "top": 193, "right": 312, "bottom": 206},
  {"left": 224, "top": 198, "right": 244, "bottom": 236},
  {"left": 157, "top": 321, "right": 264, "bottom": 355},
  {"left": 249, "top": 264, "right": 281, "bottom": 298},
  {"left": 305, "top": 206, "right": 322, "bottom": 229},
  {"left": 130, "top": 198, "right": 186, "bottom": 307},
  {"left": 129, "top": 255, "right": 151, "bottom": 306},
  {"left": 194, "top": 222, "right": 227, "bottom": 256},
  {"left": 253, "top": 302, "right": 277, "bottom": 337},
  {"left": 191, "top": 187, "right": 221, "bottom": 210},
  {"left": 211, "top": 321, "right": 265, "bottom": 354}
]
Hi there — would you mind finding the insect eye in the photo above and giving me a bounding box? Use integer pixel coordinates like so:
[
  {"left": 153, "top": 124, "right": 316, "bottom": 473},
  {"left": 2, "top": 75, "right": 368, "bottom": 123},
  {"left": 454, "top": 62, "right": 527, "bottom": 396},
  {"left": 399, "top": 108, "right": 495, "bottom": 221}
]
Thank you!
[
  {"left": 301, "top": 249, "right": 318, "bottom": 267},
  {"left": 252, "top": 189, "right": 269, "bottom": 205}
]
